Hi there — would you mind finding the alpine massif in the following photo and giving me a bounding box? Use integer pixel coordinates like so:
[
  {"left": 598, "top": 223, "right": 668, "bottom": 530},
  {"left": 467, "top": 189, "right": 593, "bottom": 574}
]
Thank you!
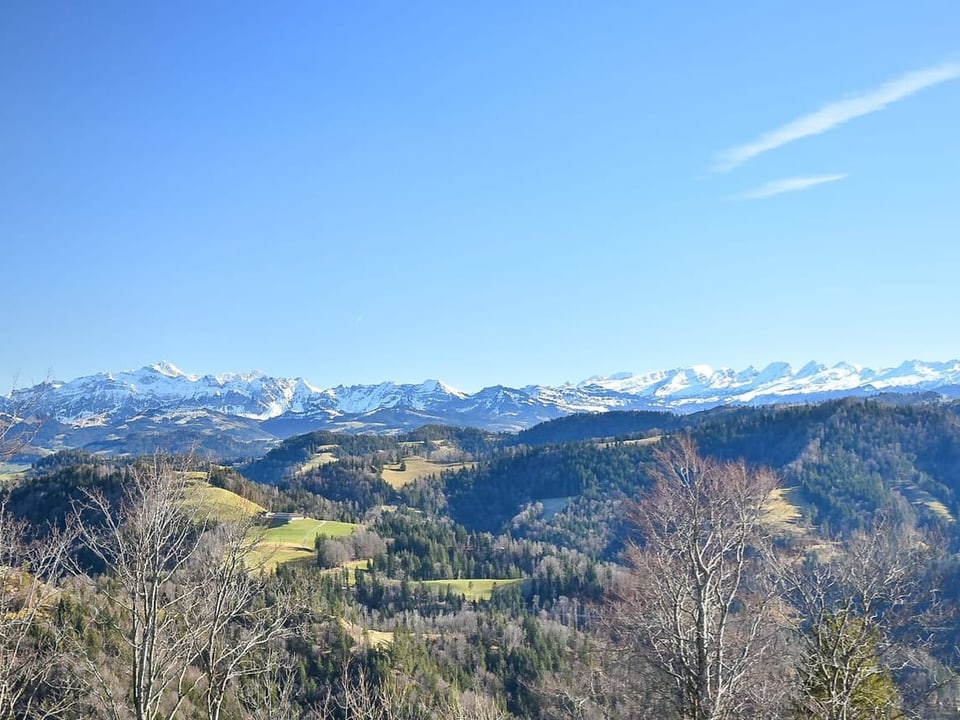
[{"left": 5, "top": 360, "right": 960, "bottom": 458}]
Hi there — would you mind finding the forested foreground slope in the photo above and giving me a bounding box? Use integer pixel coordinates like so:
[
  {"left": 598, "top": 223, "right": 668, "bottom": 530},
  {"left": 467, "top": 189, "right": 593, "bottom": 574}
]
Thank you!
[{"left": 3, "top": 397, "right": 960, "bottom": 718}]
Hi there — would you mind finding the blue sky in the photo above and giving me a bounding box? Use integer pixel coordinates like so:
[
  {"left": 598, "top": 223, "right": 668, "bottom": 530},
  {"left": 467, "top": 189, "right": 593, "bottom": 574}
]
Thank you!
[{"left": 2, "top": 1, "right": 958, "bottom": 392}]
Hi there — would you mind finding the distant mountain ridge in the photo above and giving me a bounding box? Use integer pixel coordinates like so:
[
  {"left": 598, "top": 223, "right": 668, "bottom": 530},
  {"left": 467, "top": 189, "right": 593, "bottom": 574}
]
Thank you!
[{"left": 6, "top": 360, "right": 960, "bottom": 457}]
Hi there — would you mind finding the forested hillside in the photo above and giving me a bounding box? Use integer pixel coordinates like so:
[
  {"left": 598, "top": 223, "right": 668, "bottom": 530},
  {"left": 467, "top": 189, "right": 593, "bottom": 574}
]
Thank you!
[{"left": 3, "top": 397, "right": 960, "bottom": 718}]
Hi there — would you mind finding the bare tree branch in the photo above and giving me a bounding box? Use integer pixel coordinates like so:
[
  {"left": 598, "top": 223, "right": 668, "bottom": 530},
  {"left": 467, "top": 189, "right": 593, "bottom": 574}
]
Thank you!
[
  {"left": 76, "top": 454, "right": 210, "bottom": 720},
  {"left": 784, "top": 520, "right": 956, "bottom": 719},
  {"left": 613, "top": 436, "right": 792, "bottom": 720},
  {"left": 183, "top": 519, "right": 299, "bottom": 720},
  {"left": 0, "top": 506, "right": 82, "bottom": 719}
]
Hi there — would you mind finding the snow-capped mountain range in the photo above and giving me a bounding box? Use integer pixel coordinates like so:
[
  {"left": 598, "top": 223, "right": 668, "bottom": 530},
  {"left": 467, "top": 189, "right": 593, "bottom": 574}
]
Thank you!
[{"left": 6, "top": 360, "right": 960, "bottom": 457}]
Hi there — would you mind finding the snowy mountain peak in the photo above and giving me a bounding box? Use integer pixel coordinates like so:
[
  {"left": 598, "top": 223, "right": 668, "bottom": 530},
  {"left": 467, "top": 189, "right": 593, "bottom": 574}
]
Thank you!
[
  {"left": 798, "top": 361, "right": 826, "bottom": 377},
  {"left": 419, "top": 379, "right": 468, "bottom": 398},
  {"left": 150, "top": 361, "right": 194, "bottom": 379}
]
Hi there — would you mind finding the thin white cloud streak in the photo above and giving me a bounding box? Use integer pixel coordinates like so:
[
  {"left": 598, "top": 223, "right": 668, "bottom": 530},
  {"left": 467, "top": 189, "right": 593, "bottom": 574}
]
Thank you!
[
  {"left": 714, "top": 62, "right": 960, "bottom": 171},
  {"left": 738, "top": 174, "right": 848, "bottom": 200}
]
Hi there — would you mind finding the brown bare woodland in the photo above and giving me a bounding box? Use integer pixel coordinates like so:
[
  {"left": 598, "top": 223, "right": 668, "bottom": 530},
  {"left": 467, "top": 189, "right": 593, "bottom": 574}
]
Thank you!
[
  {"left": 76, "top": 455, "right": 296, "bottom": 720},
  {"left": 616, "top": 437, "right": 790, "bottom": 720},
  {"left": 0, "top": 511, "right": 78, "bottom": 719},
  {"left": 0, "top": 392, "right": 78, "bottom": 719},
  {"left": 784, "top": 522, "right": 956, "bottom": 719}
]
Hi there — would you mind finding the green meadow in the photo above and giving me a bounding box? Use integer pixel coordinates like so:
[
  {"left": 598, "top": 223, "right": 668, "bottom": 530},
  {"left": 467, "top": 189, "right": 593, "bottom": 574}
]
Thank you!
[{"left": 422, "top": 578, "right": 522, "bottom": 602}]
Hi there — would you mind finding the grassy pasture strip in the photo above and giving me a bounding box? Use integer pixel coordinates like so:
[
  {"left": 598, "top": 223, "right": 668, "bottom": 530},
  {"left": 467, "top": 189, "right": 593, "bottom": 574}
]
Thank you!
[
  {"left": 243, "top": 542, "right": 315, "bottom": 572},
  {"left": 177, "top": 471, "right": 266, "bottom": 520},
  {"left": 763, "top": 487, "right": 803, "bottom": 526},
  {"left": 921, "top": 499, "right": 954, "bottom": 522},
  {"left": 298, "top": 452, "right": 338, "bottom": 474},
  {"left": 250, "top": 518, "right": 361, "bottom": 571},
  {"left": 340, "top": 619, "right": 394, "bottom": 648},
  {"left": 398, "top": 439, "right": 450, "bottom": 449},
  {"left": 246, "top": 520, "right": 360, "bottom": 571},
  {"left": 182, "top": 483, "right": 266, "bottom": 522},
  {"left": 422, "top": 578, "right": 521, "bottom": 602},
  {"left": 263, "top": 518, "right": 358, "bottom": 546},
  {"left": 595, "top": 435, "right": 662, "bottom": 449},
  {"left": 325, "top": 559, "right": 371, "bottom": 585},
  {"left": 382, "top": 456, "right": 476, "bottom": 488},
  {"left": 0, "top": 462, "right": 30, "bottom": 482},
  {"left": 901, "top": 483, "right": 955, "bottom": 522}
]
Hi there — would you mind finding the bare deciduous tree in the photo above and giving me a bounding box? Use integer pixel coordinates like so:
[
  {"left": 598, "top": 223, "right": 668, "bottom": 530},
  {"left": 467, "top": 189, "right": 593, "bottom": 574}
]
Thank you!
[
  {"left": 322, "top": 662, "right": 423, "bottom": 720},
  {"left": 437, "top": 690, "right": 511, "bottom": 720},
  {"left": 534, "top": 647, "right": 632, "bottom": 720},
  {"left": 184, "top": 519, "right": 298, "bottom": 720},
  {"left": 319, "top": 661, "right": 513, "bottom": 720},
  {"left": 0, "top": 509, "right": 79, "bottom": 719},
  {"left": 786, "top": 522, "right": 955, "bottom": 719},
  {"left": 78, "top": 454, "right": 211, "bottom": 720},
  {"left": 0, "top": 376, "right": 82, "bottom": 717},
  {"left": 235, "top": 645, "right": 320, "bottom": 720},
  {"left": 76, "top": 454, "right": 312, "bottom": 720},
  {"left": 616, "top": 436, "right": 790, "bottom": 720}
]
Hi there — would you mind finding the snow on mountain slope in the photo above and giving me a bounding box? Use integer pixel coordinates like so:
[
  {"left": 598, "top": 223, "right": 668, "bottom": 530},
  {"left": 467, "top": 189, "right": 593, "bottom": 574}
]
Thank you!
[
  {"left": 40, "top": 363, "right": 333, "bottom": 423},
  {"left": 11, "top": 360, "right": 960, "bottom": 438},
  {"left": 576, "top": 361, "right": 960, "bottom": 409},
  {"left": 332, "top": 379, "right": 468, "bottom": 414}
]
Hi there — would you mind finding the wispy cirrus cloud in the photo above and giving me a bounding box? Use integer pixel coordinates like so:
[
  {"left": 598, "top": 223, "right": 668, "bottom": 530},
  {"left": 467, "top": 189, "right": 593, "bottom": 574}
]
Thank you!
[
  {"left": 713, "top": 62, "right": 960, "bottom": 172},
  {"left": 738, "top": 174, "right": 849, "bottom": 200}
]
